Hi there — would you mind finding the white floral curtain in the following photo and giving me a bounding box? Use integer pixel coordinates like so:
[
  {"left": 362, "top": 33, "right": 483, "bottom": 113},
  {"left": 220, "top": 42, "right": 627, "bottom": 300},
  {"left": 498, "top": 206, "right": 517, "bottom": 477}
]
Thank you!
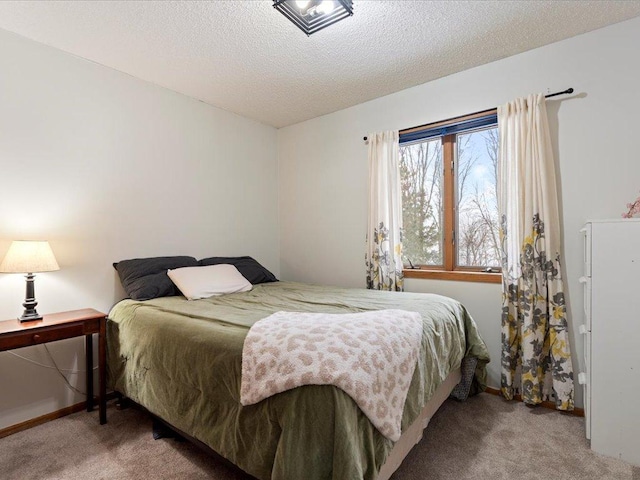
[
  {"left": 498, "top": 94, "right": 574, "bottom": 410},
  {"left": 365, "top": 131, "right": 404, "bottom": 291}
]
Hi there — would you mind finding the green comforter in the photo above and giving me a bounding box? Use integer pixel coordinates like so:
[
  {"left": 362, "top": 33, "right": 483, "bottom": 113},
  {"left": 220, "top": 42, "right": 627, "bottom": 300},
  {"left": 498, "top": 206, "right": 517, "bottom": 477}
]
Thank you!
[{"left": 107, "top": 282, "right": 489, "bottom": 480}]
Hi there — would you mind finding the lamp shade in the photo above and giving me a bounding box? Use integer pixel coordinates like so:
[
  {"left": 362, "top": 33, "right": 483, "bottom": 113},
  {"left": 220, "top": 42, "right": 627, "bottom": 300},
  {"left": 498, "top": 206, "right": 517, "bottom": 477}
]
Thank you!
[{"left": 0, "top": 240, "right": 60, "bottom": 273}]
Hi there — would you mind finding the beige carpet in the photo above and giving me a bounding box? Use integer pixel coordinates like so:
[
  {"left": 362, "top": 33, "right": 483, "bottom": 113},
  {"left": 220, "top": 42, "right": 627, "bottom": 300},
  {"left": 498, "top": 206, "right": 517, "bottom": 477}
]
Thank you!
[{"left": 1, "top": 393, "right": 638, "bottom": 480}]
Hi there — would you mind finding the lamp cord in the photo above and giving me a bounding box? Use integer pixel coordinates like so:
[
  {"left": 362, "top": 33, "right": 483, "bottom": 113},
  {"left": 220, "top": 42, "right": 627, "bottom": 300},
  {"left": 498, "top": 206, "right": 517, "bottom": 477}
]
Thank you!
[
  {"left": 42, "top": 344, "right": 86, "bottom": 396},
  {"left": 5, "top": 346, "right": 98, "bottom": 396}
]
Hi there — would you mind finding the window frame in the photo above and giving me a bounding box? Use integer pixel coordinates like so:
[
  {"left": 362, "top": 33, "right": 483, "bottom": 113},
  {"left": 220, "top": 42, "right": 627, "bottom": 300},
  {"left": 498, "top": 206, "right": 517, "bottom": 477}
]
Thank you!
[{"left": 400, "top": 109, "right": 502, "bottom": 284}]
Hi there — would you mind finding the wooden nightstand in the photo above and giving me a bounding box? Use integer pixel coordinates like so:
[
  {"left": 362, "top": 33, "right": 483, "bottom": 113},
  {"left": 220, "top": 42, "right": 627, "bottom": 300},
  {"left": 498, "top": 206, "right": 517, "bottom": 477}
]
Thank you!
[{"left": 0, "top": 308, "right": 107, "bottom": 425}]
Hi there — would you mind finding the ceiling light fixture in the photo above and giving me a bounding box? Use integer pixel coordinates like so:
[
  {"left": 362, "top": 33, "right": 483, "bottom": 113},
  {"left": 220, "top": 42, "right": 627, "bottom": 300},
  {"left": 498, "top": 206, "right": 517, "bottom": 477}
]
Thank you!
[{"left": 273, "top": 0, "right": 354, "bottom": 36}]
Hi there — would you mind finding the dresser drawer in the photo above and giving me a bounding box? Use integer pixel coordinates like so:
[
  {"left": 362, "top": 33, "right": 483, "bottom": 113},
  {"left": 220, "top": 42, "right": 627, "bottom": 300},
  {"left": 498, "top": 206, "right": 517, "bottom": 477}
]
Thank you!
[
  {"left": 581, "top": 224, "right": 591, "bottom": 277},
  {"left": 0, "top": 323, "right": 87, "bottom": 351}
]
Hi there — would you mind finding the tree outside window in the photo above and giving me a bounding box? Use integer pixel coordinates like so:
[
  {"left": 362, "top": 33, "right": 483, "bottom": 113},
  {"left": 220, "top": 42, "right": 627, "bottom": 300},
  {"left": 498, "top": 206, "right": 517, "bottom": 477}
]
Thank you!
[{"left": 399, "top": 112, "right": 500, "bottom": 281}]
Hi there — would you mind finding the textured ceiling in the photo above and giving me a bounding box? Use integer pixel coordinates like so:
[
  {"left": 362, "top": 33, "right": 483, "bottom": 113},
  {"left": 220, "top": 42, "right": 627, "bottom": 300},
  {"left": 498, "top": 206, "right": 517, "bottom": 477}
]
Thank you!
[{"left": 1, "top": 1, "right": 639, "bottom": 128}]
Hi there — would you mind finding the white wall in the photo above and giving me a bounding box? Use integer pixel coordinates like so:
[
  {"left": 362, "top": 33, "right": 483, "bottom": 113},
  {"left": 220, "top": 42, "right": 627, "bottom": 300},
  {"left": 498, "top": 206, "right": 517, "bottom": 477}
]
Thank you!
[
  {"left": 3, "top": 14, "right": 639, "bottom": 429},
  {"left": 278, "top": 16, "right": 640, "bottom": 408},
  {"left": 0, "top": 29, "right": 279, "bottom": 429}
]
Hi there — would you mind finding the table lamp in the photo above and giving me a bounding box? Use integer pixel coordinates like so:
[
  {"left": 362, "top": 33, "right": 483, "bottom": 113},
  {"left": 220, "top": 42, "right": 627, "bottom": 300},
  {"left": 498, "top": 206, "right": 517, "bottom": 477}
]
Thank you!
[{"left": 0, "top": 240, "right": 60, "bottom": 322}]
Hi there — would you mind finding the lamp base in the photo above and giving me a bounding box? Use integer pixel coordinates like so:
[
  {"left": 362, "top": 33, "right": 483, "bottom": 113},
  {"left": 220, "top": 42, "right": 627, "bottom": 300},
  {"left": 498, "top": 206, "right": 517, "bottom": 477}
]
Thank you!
[
  {"left": 19, "top": 273, "right": 43, "bottom": 322},
  {"left": 19, "top": 311, "right": 43, "bottom": 322}
]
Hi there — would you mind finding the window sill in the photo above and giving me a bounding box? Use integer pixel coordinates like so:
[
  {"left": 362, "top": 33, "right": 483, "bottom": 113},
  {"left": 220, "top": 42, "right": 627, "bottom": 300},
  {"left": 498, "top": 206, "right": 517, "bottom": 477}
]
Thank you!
[{"left": 403, "top": 269, "right": 502, "bottom": 284}]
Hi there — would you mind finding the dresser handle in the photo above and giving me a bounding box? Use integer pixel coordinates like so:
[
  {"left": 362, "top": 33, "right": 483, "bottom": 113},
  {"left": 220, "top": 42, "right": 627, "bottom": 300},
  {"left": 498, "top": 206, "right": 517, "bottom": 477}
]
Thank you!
[
  {"left": 33, "top": 334, "right": 41, "bottom": 341},
  {"left": 578, "top": 372, "right": 587, "bottom": 385}
]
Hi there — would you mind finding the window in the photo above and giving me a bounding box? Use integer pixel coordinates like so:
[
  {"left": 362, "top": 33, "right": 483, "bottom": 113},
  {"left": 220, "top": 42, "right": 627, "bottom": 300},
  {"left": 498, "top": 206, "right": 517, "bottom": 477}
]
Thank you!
[{"left": 399, "top": 110, "right": 501, "bottom": 283}]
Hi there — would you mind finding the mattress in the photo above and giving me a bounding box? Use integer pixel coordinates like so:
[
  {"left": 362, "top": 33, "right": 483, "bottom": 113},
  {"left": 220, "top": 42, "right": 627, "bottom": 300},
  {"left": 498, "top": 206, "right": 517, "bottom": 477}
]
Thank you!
[{"left": 107, "top": 281, "right": 489, "bottom": 480}]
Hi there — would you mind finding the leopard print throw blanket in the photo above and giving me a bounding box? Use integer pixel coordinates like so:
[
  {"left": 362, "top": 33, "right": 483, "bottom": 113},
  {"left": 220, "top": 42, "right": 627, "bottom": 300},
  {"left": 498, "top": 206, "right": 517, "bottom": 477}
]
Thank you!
[{"left": 240, "top": 309, "right": 423, "bottom": 441}]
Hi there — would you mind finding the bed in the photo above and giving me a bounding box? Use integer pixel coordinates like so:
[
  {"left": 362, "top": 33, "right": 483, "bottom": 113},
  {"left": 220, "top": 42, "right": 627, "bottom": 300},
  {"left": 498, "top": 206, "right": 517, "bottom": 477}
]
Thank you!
[{"left": 106, "top": 280, "right": 489, "bottom": 480}]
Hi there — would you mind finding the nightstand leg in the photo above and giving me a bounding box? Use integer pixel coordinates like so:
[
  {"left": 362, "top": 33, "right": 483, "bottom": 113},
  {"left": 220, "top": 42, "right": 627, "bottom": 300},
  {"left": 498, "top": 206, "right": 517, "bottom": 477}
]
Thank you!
[
  {"left": 86, "top": 334, "right": 94, "bottom": 412},
  {"left": 99, "top": 317, "right": 107, "bottom": 424}
]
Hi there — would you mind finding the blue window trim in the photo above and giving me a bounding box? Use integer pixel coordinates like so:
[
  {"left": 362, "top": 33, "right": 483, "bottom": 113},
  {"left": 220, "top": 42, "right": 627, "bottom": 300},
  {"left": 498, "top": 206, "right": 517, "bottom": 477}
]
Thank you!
[{"left": 399, "top": 113, "right": 498, "bottom": 144}]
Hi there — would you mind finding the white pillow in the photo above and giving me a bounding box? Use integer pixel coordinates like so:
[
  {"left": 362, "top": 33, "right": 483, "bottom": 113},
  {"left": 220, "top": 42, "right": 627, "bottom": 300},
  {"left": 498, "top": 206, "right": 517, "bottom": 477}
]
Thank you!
[{"left": 167, "top": 264, "right": 252, "bottom": 300}]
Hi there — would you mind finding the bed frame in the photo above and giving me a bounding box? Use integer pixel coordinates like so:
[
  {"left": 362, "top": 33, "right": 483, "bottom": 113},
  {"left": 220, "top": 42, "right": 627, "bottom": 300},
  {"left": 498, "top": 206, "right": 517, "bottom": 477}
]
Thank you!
[{"left": 377, "top": 367, "right": 461, "bottom": 480}]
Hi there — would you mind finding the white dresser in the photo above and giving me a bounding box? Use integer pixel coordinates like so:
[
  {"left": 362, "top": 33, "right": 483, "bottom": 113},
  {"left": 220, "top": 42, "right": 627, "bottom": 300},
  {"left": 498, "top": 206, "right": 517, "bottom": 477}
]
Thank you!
[{"left": 579, "top": 219, "right": 640, "bottom": 466}]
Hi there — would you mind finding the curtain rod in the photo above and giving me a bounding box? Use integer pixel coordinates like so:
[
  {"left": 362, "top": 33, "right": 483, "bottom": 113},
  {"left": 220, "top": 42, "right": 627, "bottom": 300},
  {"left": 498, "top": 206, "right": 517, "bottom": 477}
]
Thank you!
[{"left": 362, "top": 87, "right": 574, "bottom": 142}]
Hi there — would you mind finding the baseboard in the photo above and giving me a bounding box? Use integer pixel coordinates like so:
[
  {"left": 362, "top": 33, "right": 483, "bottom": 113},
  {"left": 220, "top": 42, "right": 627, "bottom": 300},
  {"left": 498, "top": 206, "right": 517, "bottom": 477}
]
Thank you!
[
  {"left": 485, "top": 387, "right": 585, "bottom": 417},
  {"left": 0, "top": 392, "right": 116, "bottom": 439},
  {"left": 0, "top": 401, "right": 87, "bottom": 439}
]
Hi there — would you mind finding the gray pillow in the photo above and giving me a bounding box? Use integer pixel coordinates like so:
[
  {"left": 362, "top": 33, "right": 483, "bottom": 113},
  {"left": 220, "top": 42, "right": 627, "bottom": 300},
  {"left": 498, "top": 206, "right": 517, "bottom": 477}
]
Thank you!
[
  {"left": 198, "top": 256, "right": 277, "bottom": 285},
  {"left": 113, "top": 256, "right": 199, "bottom": 300}
]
